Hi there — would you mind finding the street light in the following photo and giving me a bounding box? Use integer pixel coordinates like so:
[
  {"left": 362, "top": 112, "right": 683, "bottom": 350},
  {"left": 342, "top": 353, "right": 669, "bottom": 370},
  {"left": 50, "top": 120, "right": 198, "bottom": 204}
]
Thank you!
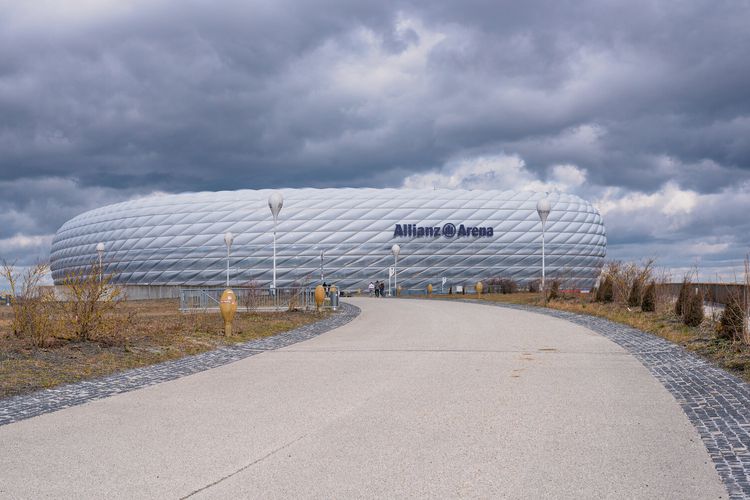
[
  {"left": 96, "top": 242, "right": 105, "bottom": 283},
  {"left": 320, "top": 250, "right": 324, "bottom": 284},
  {"left": 224, "top": 231, "right": 233, "bottom": 287},
  {"left": 391, "top": 244, "right": 400, "bottom": 296},
  {"left": 268, "top": 191, "right": 283, "bottom": 291},
  {"left": 536, "top": 197, "right": 551, "bottom": 294}
]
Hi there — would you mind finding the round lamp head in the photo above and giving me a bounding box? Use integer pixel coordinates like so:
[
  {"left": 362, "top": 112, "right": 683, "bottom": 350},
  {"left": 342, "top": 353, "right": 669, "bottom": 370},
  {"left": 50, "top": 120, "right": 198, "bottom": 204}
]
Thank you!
[
  {"left": 224, "top": 231, "right": 234, "bottom": 248},
  {"left": 268, "top": 192, "right": 283, "bottom": 221},
  {"left": 96, "top": 242, "right": 105, "bottom": 253},
  {"left": 391, "top": 244, "right": 400, "bottom": 257},
  {"left": 536, "top": 198, "right": 551, "bottom": 224}
]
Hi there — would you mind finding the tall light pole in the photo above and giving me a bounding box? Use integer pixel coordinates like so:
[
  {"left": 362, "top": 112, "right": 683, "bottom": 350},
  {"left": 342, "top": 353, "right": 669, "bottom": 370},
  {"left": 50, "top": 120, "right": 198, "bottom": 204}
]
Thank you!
[
  {"left": 96, "top": 242, "right": 105, "bottom": 283},
  {"left": 391, "top": 244, "right": 400, "bottom": 296},
  {"left": 268, "top": 191, "right": 283, "bottom": 291},
  {"left": 224, "top": 231, "right": 233, "bottom": 287},
  {"left": 320, "top": 250, "right": 324, "bottom": 284},
  {"left": 536, "top": 197, "right": 551, "bottom": 294}
]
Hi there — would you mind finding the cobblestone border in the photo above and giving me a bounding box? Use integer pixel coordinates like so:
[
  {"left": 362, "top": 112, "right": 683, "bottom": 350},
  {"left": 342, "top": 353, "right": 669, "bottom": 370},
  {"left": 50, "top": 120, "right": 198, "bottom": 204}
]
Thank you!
[
  {"left": 0, "top": 303, "right": 360, "bottom": 427},
  {"left": 469, "top": 300, "right": 750, "bottom": 499}
]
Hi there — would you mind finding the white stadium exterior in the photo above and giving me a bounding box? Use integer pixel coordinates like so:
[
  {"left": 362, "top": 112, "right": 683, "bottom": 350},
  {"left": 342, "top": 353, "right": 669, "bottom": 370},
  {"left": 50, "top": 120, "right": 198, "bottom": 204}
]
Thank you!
[{"left": 50, "top": 188, "right": 606, "bottom": 291}]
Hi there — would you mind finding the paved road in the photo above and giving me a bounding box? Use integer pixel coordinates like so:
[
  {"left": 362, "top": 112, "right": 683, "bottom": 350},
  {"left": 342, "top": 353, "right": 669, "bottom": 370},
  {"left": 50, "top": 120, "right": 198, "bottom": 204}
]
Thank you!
[{"left": 0, "top": 298, "right": 725, "bottom": 499}]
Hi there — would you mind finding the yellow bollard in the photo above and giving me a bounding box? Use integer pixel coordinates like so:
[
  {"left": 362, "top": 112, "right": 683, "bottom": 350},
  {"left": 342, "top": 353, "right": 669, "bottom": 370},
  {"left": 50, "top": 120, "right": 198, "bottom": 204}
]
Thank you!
[
  {"left": 314, "top": 284, "right": 326, "bottom": 311},
  {"left": 219, "top": 288, "right": 238, "bottom": 336},
  {"left": 475, "top": 281, "right": 483, "bottom": 296},
  {"left": 427, "top": 283, "right": 433, "bottom": 296}
]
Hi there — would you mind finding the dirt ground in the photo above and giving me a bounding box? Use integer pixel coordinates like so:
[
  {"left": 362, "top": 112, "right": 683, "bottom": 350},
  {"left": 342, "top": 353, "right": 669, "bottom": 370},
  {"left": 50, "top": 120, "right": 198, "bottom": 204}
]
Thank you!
[{"left": 0, "top": 299, "right": 327, "bottom": 398}]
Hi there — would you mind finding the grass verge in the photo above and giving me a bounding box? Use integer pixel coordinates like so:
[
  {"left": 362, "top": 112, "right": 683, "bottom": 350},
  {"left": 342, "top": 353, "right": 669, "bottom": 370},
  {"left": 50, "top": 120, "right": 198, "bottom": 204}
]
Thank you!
[{"left": 0, "top": 299, "right": 328, "bottom": 399}]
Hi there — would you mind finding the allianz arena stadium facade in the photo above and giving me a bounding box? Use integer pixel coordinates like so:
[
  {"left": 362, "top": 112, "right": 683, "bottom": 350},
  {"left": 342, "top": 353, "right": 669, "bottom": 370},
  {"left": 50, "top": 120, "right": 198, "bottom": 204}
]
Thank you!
[{"left": 50, "top": 188, "right": 606, "bottom": 291}]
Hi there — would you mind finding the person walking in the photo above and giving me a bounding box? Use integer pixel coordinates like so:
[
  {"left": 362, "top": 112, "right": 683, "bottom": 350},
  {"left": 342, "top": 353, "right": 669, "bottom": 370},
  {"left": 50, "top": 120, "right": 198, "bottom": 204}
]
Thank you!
[
  {"left": 368, "top": 281, "right": 375, "bottom": 296},
  {"left": 379, "top": 281, "right": 385, "bottom": 297}
]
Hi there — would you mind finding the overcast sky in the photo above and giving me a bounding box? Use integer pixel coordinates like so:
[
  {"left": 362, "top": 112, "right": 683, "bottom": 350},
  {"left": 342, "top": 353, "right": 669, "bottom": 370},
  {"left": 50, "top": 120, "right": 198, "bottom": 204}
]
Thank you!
[{"left": 1, "top": 0, "right": 749, "bottom": 282}]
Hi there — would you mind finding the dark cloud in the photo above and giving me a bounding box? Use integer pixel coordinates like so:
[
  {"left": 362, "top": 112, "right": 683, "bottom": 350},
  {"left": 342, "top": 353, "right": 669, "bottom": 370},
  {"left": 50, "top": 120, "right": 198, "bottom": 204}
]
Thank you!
[{"left": 0, "top": 0, "right": 749, "bottom": 276}]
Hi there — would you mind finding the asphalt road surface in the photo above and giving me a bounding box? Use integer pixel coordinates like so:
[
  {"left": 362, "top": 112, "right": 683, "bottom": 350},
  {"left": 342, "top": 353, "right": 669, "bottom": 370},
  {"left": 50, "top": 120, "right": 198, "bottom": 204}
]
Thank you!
[{"left": 0, "top": 298, "right": 725, "bottom": 499}]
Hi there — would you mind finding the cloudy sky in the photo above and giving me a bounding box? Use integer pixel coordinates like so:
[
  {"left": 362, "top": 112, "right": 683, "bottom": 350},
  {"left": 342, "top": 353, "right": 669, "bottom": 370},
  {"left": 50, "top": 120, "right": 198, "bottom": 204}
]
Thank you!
[{"left": 1, "top": 0, "right": 749, "bottom": 282}]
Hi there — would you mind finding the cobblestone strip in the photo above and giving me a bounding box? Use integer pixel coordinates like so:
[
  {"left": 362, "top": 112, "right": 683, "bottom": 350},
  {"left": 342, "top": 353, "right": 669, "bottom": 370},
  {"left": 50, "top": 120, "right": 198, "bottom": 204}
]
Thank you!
[
  {"left": 475, "top": 300, "right": 750, "bottom": 499},
  {"left": 0, "top": 303, "right": 360, "bottom": 427}
]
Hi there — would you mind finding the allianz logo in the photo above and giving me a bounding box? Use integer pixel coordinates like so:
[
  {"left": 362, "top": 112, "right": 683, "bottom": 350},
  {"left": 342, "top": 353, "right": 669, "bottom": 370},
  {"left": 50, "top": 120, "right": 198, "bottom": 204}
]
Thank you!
[{"left": 393, "top": 223, "right": 494, "bottom": 238}]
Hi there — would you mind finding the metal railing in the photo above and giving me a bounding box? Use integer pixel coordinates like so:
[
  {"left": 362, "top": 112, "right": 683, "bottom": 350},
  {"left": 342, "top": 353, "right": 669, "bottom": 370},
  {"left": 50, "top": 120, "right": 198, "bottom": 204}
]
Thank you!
[{"left": 179, "top": 286, "right": 337, "bottom": 312}]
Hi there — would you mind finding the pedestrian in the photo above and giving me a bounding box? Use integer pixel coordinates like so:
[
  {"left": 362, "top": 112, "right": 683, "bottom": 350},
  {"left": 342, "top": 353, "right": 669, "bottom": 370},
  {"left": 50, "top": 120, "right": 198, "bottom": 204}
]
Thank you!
[
  {"left": 379, "top": 281, "right": 385, "bottom": 297},
  {"left": 368, "top": 281, "right": 375, "bottom": 296}
]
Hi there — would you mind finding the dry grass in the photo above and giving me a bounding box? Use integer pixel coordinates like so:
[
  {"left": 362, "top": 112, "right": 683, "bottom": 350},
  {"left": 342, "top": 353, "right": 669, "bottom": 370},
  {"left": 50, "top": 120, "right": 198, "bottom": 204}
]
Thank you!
[
  {"left": 0, "top": 299, "right": 327, "bottom": 398},
  {"left": 430, "top": 291, "right": 750, "bottom": 383}
]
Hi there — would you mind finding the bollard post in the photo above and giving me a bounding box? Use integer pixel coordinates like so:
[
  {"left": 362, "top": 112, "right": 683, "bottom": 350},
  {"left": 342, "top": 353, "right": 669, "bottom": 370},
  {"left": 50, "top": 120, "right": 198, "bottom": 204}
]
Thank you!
[
  {"left": 219, "top": 289, "right": 238, "bottom": 336},
  {"left": 314, "top": 284, "right": 325, "bottom": 311}
]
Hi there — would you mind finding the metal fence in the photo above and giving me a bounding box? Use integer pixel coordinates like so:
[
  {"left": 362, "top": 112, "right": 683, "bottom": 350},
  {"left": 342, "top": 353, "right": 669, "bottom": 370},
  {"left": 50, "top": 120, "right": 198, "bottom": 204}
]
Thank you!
[{"left": 179, "top": 286, "right": 340, "bottom": 312}]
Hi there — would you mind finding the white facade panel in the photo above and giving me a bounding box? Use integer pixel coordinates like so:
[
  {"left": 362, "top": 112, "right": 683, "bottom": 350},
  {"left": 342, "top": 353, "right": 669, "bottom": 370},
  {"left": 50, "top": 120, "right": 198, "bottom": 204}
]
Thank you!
[{"left": 50, "top": 188, "right": 607, "bottom": 290}]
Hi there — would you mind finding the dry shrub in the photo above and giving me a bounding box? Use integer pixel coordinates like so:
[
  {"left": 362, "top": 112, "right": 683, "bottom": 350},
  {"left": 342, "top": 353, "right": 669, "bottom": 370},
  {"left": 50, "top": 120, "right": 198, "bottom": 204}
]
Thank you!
[
  {"left": 1, "top": 260, "right": 57, "bottom": 347},
  {"left": 241, "top": 280, "right": 261, "bottom": 311},
  {"left": 547, "top": 279, "right": 560, "bottom": 301},
  {"left": 59, "top": 262, "right": 126, "bottom": 342},
  {"left": 675, "top": 277, "right": 690, "bottom": 316},
  {"left": 641, "top": 281, "right": 657, "bottom": 312},
  {"left": 627, "top": 280, "right": 642, "bottom": 308},
  {"left": 528, "top": 280, "right": 540, "bottom": 293},
  {"left": 595, "top": 276, "right": 614, "bottom": 303},
  {"left": 683, "top": 288, "right": 704, "bottom": 327},
  {"left": 717, "top": 294, "right": 746, "bottom": 341},
  {"left": 601, "top": 260, "right": 654, "bottom": 305}
]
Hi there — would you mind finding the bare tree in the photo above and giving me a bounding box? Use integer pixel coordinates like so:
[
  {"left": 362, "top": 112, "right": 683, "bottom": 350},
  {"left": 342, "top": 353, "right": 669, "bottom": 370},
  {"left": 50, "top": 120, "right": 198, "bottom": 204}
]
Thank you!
[
  {"left": 59, "top": 261, "right": 125, "bottom": 342},
  {"left": 1, "top": 260, "right": 56, "bottom": 348}
]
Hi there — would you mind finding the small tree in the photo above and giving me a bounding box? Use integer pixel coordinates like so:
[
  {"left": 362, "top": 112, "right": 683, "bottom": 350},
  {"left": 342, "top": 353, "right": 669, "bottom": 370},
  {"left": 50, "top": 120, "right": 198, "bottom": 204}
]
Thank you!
[
  {"left": 1, "top": 260, "right": 56, "bottom": 348},
  {"left": 675, "top": 278, "right": 690, "bottom": 316},
  {"left": 599, "top": 276, "right": 614, "bottom": 303},
  {"left": 241, "top": 280, "right": 261, "bottom": 312},
  {"left": 547, "top": 279, "right": 560, "bottom": 301},
  {"left": 641, "top": 281, "right": 656, "bottom": 312},
  {"left": 627, "top": 280, "right": 642, "bottom": 308},
  {"left": 716, "top": 295, "right": 746, "bottom": 341},
  {"left": 682, "top": 288, "right": 704, "bottom": 327},
  {"left": 500, "top": 278, "right": 517, "bottom": 294},
  {"left": 60, "top": 261, "right": 124, "bottom": 342}
]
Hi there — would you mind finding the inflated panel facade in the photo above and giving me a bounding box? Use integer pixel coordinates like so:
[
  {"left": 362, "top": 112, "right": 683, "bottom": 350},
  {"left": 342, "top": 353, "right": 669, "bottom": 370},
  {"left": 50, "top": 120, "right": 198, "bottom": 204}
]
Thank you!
[{"left": 50, "top": 189, "right": 607, "bottom": 290}]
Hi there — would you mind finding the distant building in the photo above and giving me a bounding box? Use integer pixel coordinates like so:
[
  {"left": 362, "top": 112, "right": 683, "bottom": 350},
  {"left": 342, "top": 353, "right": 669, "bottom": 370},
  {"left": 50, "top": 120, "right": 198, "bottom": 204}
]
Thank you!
[{"left": 50, "top": 188, "right": 606, "bottom": 291}]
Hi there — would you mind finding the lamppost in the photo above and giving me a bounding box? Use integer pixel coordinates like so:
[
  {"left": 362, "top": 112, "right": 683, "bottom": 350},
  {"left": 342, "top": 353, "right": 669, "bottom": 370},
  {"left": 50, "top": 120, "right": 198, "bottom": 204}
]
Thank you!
[
  {"left": 320, "top": 250, "right": 324, "bottom": 284},
  {"left": 224, "top": 231, "right": 233, "bottom": 287},
  {"left": 536, "top": 197, "right": 551, "bottom": 294},
  {"left": 96, "top": 242, "right": 105, "bottom": 283},
  {"left": 268, "top": 191, "right": 283, "bottom": 291},
  {"left": 391, "top": 244, "right": 400, "bottom": 297}
]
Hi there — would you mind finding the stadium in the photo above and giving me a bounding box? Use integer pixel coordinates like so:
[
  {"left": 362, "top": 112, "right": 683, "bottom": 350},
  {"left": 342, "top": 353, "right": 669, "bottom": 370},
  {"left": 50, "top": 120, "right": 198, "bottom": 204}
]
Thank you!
[{"left": 49, "top": 188, "right": 607, "bottom": 293}]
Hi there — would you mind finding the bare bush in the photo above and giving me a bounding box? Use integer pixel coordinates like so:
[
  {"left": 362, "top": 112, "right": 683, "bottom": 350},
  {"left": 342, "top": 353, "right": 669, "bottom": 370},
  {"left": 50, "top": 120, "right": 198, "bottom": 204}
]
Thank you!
[
  {"left": 675, "top": 276, "right": 690, "bottom": 316},
  {"left": 717, "top": 294, "right": 745, "bottom": 341},
  {"left": 595, "top": 275, "right": 614, "bottom": 303},
  {"left": 241, "top": 280, "right": 262, "bottom": 311},
  {"left": 641, "top": 281, "right": 657, "bottom": 312},
  {"left": 547, "top": 279, "right": 560, "bottom": 301},
  {"left": 1, "top": 260, "right": 57, "bottom": 347},
  {"left": 602, "top": 260, "right": 654, "bottom": 305},
  {"left": 627, "top": 280, "right": 642, "bottom": 308},
  {"left": 59, "top": 261, "right": 125, "bottom": 342},
  {"left": 683, "top": 287, "right": 705, "bottom": 327}
]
